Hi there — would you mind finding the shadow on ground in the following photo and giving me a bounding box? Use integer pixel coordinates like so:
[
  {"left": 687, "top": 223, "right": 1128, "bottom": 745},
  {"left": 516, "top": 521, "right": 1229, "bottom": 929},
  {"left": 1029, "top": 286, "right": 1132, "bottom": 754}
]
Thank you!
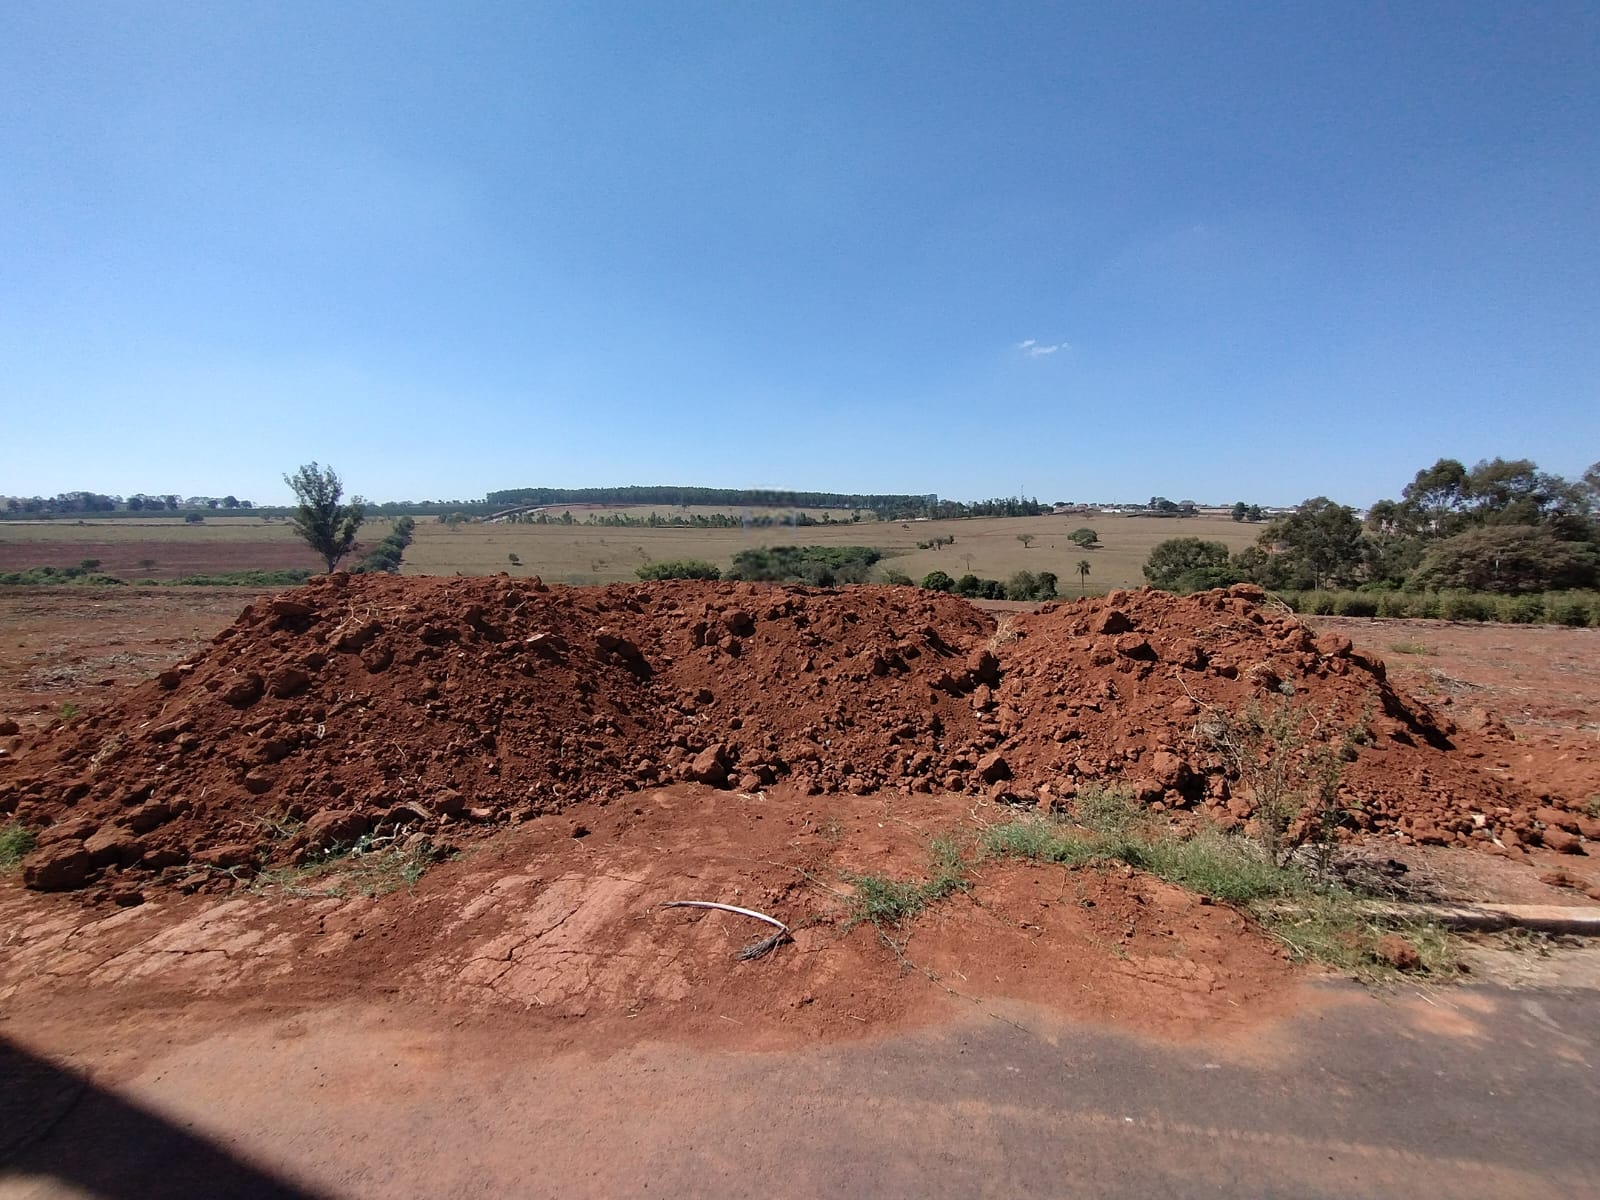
[{"left": 0, "top": 1036, "right": 330, "bottom": 1200}]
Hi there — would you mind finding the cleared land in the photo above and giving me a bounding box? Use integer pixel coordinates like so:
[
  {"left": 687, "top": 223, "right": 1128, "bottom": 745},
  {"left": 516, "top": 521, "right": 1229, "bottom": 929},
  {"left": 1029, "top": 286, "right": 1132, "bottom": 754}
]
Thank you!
[
  {"left": 0, "top": 517, "right": 404, "bottom": 580},
  {"left": 404, "top": 511, "right": 1261, "bottom": 589}
]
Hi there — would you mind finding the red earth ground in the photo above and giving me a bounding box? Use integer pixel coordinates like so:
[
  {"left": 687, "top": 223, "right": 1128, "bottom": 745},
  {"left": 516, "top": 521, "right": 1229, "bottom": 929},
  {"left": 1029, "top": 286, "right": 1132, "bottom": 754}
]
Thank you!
[{"left": 2, "top": 582, "right": 1598, "bottom": 1197}]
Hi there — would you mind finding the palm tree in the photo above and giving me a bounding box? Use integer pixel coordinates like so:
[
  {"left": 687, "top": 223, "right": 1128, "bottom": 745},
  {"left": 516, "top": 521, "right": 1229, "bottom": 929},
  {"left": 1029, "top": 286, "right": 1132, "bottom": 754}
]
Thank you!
[{"left": 1075, "top": 559, "right": 1092, "bottom": 596}]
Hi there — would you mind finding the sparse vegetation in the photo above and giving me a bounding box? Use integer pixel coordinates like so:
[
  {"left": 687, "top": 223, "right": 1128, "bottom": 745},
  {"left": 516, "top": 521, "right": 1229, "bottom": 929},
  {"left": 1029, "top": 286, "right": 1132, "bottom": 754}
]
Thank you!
[
  {"left": 0, "top": 566, "right": 129, "bottom": 587},
  {"left": 251, "top": 832, "right": 442, "bottom": 898},
  {"left": 843, "top": 835, "right": 972, "bottom": 930},
  {"left": 1196, "top": 695, "right": 1353, "bottom": 870},
  {"left": 0, "top": 822, "right": 37, "bottom": 871},
  {"left": 981, "top": 791, "right": 1457, "bottom": 979},
  {"left": 171, "top": 569, "right": 316, "bottom": 587},
  {"left": 1388, "top": 641, "right": 1436, "bottom": 656}
]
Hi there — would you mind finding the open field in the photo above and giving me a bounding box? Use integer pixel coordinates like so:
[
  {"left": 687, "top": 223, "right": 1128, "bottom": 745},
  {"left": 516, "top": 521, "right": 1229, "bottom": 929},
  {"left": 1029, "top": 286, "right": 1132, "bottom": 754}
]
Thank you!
[
  {"left": 0, "top": 517, "right": 406, "bottom": 581},
  {"left": 406, "top": 512, "right": 1261, "bottom": 589},
  {"left": 1, "top": 512, "right": 1261, "bottom": 590}
]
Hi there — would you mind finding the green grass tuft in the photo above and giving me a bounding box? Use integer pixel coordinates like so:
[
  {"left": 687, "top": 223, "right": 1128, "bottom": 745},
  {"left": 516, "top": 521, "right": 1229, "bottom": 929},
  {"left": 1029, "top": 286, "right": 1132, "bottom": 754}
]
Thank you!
[
  {"left": 0, "top": 822, "right": 37, "bottom": 871},
  {"left": 981, "top": 792, "right": 1463, "bottom": 981},
  {"left": 844, "top": 836, "right": 975, "bottom": 928}
]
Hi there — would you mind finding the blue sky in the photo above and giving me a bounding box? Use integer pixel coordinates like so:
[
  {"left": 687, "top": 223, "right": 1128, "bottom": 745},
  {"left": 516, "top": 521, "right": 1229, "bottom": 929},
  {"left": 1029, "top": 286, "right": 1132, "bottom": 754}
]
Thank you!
[{"left": 3, "top": 2, "right": 1596, "bottom": 507}]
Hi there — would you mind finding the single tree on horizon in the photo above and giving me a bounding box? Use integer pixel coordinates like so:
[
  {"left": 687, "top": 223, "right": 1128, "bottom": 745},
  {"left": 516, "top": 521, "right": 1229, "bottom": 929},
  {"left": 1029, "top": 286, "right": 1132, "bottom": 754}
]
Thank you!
[{"left": 285, "top": 462, "right": 365, "bottom": 573}]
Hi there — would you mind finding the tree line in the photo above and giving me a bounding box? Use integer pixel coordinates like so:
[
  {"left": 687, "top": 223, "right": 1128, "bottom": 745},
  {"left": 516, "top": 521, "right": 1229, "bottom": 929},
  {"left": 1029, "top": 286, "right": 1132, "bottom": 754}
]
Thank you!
[
  {"left": 486, "top": 485, "right": 1050, "bottom": 521},
  {"left": 1143, "top": 457, "right": 1600, "bottom": 596},
  {"left": 3, "top": 492, "right": 253, "bottom": 514}
]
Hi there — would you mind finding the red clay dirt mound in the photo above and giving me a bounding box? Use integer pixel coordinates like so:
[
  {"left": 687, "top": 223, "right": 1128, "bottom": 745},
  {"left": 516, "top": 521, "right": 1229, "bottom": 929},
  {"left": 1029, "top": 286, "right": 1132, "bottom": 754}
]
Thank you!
[
  {"left": 997, "top": 586, "right": 1574, "bottom": 849},
  {"left": 0, "top": 576, "right": 1582, "bottom": 896}
]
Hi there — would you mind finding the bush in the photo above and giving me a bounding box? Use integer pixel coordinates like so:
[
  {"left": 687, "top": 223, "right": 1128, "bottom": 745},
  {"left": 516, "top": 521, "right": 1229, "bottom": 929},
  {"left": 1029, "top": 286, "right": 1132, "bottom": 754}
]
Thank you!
[
  {"left": 879, "top": 567, "right": 914, "bottom": 586},
  {"left": 1332, "top": 593, "right": 1378, "bottom": 617},
  {"left": 1544, "top": 593, "right": 1594, "bottom": 627},
  {"left": 920, "top": 570, "right": 956, "bottom": 592},
  {"left": 1142, "top": 538, "right": 1232, "bottom": 591},
  {"left": 1376, "top": 592, "right": 1415, "bottom": 618},
  {"left": 1497, "top": 594, "right": 1546, "bottom": 624},
  {"left": 352, "top": 515, "right": 416, "bottom": 575},
  {"left": 1438, "top": 591, "right": 1495, "bottom": 621},
  {"left": 1304, "top": 591, "right": 1337, "bottom": 615},
  {"left": 1005, "top": 570, "right": 1057, "bottom": 601},
  {"left": 636, "top": 560, "right": 722, "bottom": 581},
  {"left": 727, "top": 546, "right": 880, "bottom": 585}
]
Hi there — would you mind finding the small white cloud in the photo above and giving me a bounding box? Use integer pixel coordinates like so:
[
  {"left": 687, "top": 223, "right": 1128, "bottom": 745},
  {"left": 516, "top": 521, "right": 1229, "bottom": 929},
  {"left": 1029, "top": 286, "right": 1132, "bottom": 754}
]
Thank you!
[
  {"left": 1016, "top": 339, "right": 1068, "bottom": 357},
  {"left": 1015, "top": 339, "right": 1036, "bottom": 350}
]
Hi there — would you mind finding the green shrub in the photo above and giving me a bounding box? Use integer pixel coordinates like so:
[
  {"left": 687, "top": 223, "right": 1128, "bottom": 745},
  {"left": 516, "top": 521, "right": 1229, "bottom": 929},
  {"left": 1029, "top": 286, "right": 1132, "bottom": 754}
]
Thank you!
[
  {"left": 1304, "top": 591, "right": 1336, "bottom": 615},
  {"left": 1439, "top": 591, "right": 1494, "bottom": 621},
  {"left": 920, "top": 570, "right": 955, "bottom": 592},
  {"left": 727, "top": 545, "right": 880, "bottom": 585},
  {"left": 1497, "top": 594, "right": 1546, "bottom": 624},
  {"left": 1332, "top": 593, "right": 1378, "bottom": 617},
  {"left": 1376, "top": 591, "right": 1415, "bottom": 618},
  {"left": 636, "top": 559, "right": 722, "bottom": 581},
  {"left": 1542, "top": 593, "right": 1591, "bottom": 627}
]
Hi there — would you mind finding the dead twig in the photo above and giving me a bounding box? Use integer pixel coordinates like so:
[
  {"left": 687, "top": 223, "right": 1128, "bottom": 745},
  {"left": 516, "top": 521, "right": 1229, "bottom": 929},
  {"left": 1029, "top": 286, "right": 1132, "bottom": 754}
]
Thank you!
[{"left": 661, "top": 900, "right": 793, "bottom": 961}]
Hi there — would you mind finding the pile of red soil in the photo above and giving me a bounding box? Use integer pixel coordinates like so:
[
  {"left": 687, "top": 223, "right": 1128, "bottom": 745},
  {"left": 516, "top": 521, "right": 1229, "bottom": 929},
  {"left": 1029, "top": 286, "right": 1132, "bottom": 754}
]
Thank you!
[{"left": 1, "top": 575, "right": 1588, "bottom": 896}]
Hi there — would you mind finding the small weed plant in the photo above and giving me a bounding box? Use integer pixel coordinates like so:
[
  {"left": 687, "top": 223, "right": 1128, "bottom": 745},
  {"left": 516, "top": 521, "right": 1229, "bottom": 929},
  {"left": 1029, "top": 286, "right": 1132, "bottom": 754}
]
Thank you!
[
  {"left": 0, "top": 822, "right": 37, "bottom": 871},
  {"left": 844, "top": 835, "right": 973, "bottom": 930}
]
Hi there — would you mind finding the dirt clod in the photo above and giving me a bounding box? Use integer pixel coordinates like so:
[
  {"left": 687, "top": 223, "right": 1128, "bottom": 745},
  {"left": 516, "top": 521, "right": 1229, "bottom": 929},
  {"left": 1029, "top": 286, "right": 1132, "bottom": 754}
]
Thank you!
[{"left": 1373, "top": 934, "right": 1424, "bottom": 972}]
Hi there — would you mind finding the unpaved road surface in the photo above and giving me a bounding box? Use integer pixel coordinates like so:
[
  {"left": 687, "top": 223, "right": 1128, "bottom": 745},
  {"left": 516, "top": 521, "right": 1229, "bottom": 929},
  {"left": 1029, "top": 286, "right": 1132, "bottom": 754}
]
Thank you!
[{"left": 4, "top": 967, "right": 1598, "bottom": 1199}]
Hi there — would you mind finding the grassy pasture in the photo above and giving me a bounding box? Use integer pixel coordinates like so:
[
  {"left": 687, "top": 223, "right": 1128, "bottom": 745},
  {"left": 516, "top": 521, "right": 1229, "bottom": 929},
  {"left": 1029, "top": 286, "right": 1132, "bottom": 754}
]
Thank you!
[{"left": 404, "top": 512, "right": 1260, "bottom": 591}]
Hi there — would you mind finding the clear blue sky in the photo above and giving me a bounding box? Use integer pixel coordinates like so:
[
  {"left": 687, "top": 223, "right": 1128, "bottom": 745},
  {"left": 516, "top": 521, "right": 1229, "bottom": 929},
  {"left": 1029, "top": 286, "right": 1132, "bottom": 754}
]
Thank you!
[{"left": 4, "top": 2, "right": 1596, "bottom": 507}]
